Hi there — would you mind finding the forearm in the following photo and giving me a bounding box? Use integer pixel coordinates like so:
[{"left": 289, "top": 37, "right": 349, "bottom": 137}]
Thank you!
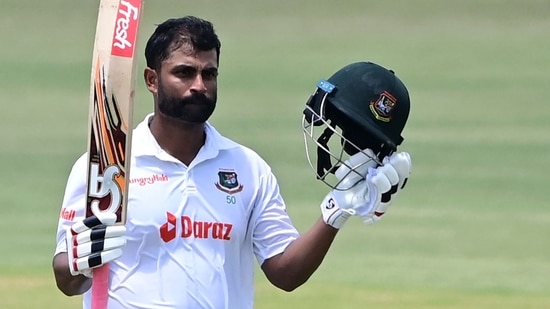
[
  {"left": 262, "top": 217, "right": 338, "bottom": 291},
  {"left": 52, "top": 252, "right": 92, "bottom": 296}
]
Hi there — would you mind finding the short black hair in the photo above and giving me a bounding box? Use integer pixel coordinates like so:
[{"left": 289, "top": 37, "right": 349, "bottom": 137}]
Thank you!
[{"left": 144, "top": 16, "right": 221, "bottom": 71}]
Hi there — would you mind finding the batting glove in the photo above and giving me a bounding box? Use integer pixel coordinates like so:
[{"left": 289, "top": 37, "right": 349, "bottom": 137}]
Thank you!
[
  {"left": 65, "top": 213, "right": 126, "bottom": 277},
  {"left": 361, "top": 152, "right": 411, "bottom": 224},
  {"left": 320, "top": 149, "right": 378, "bottom": 229},
  {"left": 320, "top": 150, "right": 411, "bottom": 228}
]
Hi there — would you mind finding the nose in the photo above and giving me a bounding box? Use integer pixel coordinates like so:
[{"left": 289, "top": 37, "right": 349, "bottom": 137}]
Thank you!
[{"left": 190, "top": 73, "right": 207, "bottom": 93}]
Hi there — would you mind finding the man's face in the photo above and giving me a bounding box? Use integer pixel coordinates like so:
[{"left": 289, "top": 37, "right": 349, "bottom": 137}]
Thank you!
[{"left": 155, "top": 45, "right": 218, "bottom": 123}]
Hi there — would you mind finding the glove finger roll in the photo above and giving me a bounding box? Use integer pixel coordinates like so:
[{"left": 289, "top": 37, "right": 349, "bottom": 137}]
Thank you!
[
  {"left": 75, "top": 237, "right": 127, "bottom": 257},
  {"left": 369, "top": 169, "right": 392, "bottom": 194},
  {"left": 70, "top": 213, "right": 118, "bottom": 234},
  {"left": 374, "top": 202, "right": 391, "bottom": 215},
  {"left": 378, "top": 164, "right": 399, "bottom": 186},
  {"left": 74, "top": 248, "right": 123, "bottom": 272},
  {"left": 74, "top": 225, "right": 126, "bottom": 244},
  {"left": 389, "top": 152, "right": 411, "bottom": 178}
]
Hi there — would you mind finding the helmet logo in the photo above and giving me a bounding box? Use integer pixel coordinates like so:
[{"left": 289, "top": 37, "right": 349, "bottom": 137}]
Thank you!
[{"left": 370, "top": 91, "right": 397, "bottom": 122}]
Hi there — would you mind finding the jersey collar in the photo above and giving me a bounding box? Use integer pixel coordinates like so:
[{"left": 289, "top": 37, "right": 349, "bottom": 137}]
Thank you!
[{"left": 132, "top": 113, "right": 239, "bottom": 163}]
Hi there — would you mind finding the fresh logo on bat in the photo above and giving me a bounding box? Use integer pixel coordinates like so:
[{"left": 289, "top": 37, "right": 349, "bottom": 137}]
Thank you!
[{"left": 112, "top": 0, "right": 141, "bottom": 57}]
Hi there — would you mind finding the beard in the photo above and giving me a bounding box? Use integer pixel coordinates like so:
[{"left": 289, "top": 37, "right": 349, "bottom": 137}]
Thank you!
[{"left": 157, "top": 87, "right": 217, "bottom": 124}]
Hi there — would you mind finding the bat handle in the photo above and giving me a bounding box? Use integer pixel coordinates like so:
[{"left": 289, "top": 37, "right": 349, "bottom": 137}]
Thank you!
[{"left": 91, "top": 263, "right": 110, "bottom": 309}]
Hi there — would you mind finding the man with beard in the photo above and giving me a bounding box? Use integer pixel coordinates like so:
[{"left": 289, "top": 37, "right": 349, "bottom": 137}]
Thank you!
[{"left": 53, "top": 16, "right": 412, "bottom": 309}]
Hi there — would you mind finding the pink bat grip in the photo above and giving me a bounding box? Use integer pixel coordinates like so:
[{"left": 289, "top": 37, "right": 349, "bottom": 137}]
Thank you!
[{"left": 91, "top": 263, "right": 109, "bottom": 309}]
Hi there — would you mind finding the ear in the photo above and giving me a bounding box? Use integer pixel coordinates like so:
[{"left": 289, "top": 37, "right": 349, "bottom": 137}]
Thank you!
[{"left": 144, "top": 67, "right": 158, "bottom": 94}]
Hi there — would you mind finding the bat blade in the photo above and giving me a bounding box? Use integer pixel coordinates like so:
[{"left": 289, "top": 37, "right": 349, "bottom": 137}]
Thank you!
[{"left": 85, "top": 0, "right": 143, "bottom": 308}]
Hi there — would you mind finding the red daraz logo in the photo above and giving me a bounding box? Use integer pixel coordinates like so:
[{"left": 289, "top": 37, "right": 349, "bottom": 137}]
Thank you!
[
  {"left": 111, "top": 0, "right": 141, "bottom": 58},
  {"left": 160, "top": 212, "right": 233, "bottom": 242}
]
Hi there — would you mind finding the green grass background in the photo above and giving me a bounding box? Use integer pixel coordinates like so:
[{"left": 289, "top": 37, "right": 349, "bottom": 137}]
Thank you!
[{"left": 1, "top": 0, "right": 549, "bottom": 308}]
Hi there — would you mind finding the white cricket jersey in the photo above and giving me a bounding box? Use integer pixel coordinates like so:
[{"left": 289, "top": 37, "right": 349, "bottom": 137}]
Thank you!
[{"left": 55, "top": 114, "right": 300, "bottom": 309}]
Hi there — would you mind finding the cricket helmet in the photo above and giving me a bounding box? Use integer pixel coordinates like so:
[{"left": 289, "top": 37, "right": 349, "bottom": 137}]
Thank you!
[{"left": 302, "top": 61, "right": 410, "bottom": 189}]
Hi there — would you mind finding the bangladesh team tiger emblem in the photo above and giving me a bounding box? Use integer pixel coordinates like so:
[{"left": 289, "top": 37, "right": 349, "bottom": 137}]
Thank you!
[
  {"left": 370, "top": 91, "right": 397, "bottom": 122},
  {"left": 215, "top": 170, "right": 244, "bottom": 194}
]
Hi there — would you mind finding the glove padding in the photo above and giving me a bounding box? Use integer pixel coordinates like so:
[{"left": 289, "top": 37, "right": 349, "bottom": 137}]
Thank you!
[
  {"left": 362, "top": 152, "right": 411, "bottom": 224},
  {"left": 321, "top": 150, "right": 411, "bottom": 228},
  {"left": 65, "top": 212, "right": 126, "bottom": 277}
]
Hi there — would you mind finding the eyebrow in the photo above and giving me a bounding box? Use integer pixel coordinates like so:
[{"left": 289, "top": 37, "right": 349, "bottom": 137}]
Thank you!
[
  {"left": 170, "top": 64, "right": 196, "bottom": 74},
  {"left": 202, "top": 67, "right": 219, "bottom": 75},
  {"left": 170, "top": 64, "right": 218, "bottom": 75}
]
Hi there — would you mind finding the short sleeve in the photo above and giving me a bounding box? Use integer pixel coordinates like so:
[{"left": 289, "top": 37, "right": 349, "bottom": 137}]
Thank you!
[
  {"left": 251, "top": 172, "right": 299, "bottom": 266},
  {"left": 54, "top": 153, "right": 88, "bottom": 256}
]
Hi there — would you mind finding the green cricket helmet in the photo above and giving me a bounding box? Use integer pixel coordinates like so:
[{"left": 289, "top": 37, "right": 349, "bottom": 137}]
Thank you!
[{"left": 302, "top": 61, "right": 410, "bottom": 189}]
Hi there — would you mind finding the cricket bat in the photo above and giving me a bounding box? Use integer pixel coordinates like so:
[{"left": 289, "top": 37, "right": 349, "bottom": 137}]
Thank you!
[{"left": 85, "top": 0, "right": 143, "bottom": 308}]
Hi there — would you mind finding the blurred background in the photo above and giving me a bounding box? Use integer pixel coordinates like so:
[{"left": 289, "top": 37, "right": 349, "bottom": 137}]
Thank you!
[{"left": 0, "top": 0, "right": 548, "bottom": 308}]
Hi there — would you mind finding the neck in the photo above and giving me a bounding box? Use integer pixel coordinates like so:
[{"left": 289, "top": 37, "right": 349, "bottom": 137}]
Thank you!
[{"left": 149, "top": 114, "right": 206, "bottom": 165}]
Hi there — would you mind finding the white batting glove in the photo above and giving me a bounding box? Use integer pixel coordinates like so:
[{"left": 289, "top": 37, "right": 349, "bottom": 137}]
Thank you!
[
  {"left": 65, "top": 213, "right": 126, "bottom": 277},
  {"left": 361, "top": 152, "right": 411, "bottom": 224},
  {"left": 320, "top": 150, "right": 411, "bottom": 228},
  {"left": 320, "top": 149, "right": 378, "bottom": 229}
]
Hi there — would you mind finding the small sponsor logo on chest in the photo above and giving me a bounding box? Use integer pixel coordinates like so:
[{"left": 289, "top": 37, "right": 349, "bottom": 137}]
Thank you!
[
  {"left": 60, "top": 208, "right": 76, "bottom": 221},
  {"left": 130, "top": 173, "right": 169, "bottom": 186}
]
